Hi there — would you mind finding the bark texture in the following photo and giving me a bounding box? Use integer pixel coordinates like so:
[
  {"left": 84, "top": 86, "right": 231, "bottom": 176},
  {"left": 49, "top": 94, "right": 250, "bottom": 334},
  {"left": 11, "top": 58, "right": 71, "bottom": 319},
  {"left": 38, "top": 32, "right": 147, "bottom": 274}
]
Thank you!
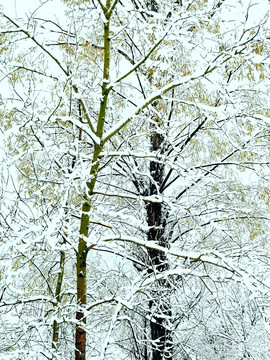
[
  {"left": 146, "top": 128, "right": 173, "bottom": 360},
  {"left": 75, "top": 2, "right": 112, "bottom": 358},
  {"left": 145, "top": 3, "right": 173, "bottom": 355},
  {"left": 76, "top": 202, "right": 90, "bottom": 360}
]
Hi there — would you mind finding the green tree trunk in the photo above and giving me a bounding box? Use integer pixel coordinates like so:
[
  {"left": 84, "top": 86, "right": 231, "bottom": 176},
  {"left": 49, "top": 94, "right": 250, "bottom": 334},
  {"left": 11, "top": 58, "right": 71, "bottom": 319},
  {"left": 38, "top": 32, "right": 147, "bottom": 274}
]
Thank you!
[{"left": 75, "top": 2, "right": 113, "bottom": 358}]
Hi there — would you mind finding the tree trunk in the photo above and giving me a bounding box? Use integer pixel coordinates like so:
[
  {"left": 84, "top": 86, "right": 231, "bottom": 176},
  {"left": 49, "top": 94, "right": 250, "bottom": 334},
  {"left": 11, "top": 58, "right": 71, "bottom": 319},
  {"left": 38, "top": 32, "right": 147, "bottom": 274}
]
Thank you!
[
  {"left": 146, "top": 128, "right": 173, "bottom": 360},
  {"left": 52, "top": 250, "right": 65, "bottom": 349},
  {"left": 144, "top": 2, "right": 174, "bottom": 356},
  {"left": 75, "top": 1, "right": 112, "bottom": 358},
  {"left": 75, "top": 202, "right": 90, "bottom": 360}
]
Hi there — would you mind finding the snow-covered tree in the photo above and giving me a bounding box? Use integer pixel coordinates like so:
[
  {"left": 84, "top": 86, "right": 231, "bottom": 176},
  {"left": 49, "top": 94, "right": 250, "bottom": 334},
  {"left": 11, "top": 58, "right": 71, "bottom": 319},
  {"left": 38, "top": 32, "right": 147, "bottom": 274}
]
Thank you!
[{"left": 1, "top": 0, "right": 270, "bottom": 359}]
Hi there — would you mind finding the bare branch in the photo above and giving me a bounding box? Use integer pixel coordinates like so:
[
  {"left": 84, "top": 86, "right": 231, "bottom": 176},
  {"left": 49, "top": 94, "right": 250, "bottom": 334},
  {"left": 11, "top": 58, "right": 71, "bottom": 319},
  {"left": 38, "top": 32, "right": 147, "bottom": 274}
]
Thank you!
[{"left": 2, "top": 13, "right": 69, "bottom": 76}]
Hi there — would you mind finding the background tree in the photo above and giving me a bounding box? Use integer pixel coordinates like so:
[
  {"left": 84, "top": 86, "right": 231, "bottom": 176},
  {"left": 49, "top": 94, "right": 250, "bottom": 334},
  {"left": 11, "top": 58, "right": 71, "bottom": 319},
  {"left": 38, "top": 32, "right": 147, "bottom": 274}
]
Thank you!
[{"left": 1, "top": 0, "right": 270, "bottom": 359}]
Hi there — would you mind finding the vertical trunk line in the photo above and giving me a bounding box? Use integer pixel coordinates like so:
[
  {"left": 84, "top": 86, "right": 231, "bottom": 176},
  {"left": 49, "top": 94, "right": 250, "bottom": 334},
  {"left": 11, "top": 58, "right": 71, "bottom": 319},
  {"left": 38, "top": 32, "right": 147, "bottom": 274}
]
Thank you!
[
  {"left": 52, "top": 250, "right": 65, "bottom": 349},
  {"left": 145, "top": 2, "right": 173, "bottom": 357},
  {"left": 75, "top": 1, "right": 112, "bottom": 359},
  {"left": 146, "top": 129, "right": 173, "bottom": 360},
  {"left": 145, "top": 7, "right": 173, "bottom": 348},
  {"left": 52, "top": 150, "right": 76, "bottom": 350},
  {"left": 76, "top": 201, "right": 90, "bottom": 360}
]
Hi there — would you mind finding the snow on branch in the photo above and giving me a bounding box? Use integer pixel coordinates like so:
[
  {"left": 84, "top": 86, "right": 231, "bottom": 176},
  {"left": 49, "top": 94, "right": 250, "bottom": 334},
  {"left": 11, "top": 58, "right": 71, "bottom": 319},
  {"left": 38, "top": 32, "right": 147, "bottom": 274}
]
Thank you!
[
  {"left": 102, "top": 72, "right": 204, "bottom": 143},
  {"left": 93, "top": 191, "right": 163, "bottom": 203},
  {"left": 0, "top": 296, "right": 56, "bottom": 308},
  {"left": 98, "top": 236, "right": 270, "bottom": 293},
  {"left": 55, "top": 116, "right": 100, "bottom": 145},
  {"left": 107, "top": 26, "right": 170, "bottom": 91},
  {"left": 2, "top": 13, "right": 69, "bottom": 77}
]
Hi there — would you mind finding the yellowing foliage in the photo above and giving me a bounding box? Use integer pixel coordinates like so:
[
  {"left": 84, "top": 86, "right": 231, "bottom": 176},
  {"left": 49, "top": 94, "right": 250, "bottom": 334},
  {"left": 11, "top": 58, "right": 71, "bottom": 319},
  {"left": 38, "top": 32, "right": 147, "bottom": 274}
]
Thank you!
[{"left": 0, "top": 109, "right": 15, "bottom": 130}]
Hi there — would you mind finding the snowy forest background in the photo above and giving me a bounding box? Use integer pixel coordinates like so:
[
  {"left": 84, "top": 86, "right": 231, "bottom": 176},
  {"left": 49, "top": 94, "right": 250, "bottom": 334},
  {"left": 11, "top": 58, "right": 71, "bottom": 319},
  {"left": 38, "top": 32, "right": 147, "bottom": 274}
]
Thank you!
[{"left": 1, "top": 0, "right": 270, "bottom": 359}]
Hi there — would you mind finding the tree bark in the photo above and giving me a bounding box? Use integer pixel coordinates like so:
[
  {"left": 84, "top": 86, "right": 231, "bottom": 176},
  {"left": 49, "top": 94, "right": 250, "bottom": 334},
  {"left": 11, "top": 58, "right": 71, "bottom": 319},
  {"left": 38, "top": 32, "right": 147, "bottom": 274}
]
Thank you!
[
  {"left": 75, "top": 1, "right": 112, "bottom": 358},
  {"left": 146, "top": 128, "right": 173, "bottom": 360},
  {"left": 75, "top": 202, "right": 90, "bottom": 360},
  {"left": 52, "top": 250, "right": 65, "bottom": 349},
  {"left": 144, "top": 3, "right": 173, "bottom": 356}
]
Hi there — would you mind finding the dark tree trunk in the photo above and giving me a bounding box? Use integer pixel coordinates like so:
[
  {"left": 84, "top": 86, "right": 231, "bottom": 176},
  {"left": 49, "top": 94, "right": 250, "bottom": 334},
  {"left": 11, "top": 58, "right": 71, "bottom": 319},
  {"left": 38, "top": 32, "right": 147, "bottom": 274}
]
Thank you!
[
  {"left": 146, "top": 128, "right": 173, "bottom": 360},
  {"left": 131, "top": 3, "right": 174, "bottom": 358}
]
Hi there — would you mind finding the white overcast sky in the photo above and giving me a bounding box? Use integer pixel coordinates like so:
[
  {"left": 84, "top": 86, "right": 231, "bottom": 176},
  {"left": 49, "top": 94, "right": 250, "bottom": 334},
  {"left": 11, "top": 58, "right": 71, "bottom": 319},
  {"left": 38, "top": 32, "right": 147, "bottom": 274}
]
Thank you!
[
  {"left": 1, "top": 0, "right": 270, "bottom": 23},
  {"left": 1, "top": 0, "right": 65, "bottom": 22}
]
